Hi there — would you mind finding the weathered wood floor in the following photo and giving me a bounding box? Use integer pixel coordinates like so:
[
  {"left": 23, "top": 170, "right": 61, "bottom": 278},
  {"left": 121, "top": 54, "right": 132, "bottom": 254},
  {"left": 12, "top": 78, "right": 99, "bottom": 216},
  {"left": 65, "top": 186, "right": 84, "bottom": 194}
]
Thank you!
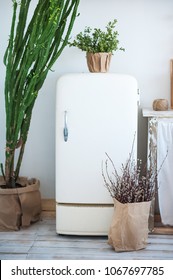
[{"left": 0, "top": 218, "right": 173, "bottom": 260}]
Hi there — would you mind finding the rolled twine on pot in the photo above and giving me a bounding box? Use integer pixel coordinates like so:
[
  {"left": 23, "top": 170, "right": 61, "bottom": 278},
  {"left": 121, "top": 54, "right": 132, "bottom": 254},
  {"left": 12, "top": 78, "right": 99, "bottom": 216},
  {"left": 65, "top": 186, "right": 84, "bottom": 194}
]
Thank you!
[{"left": 153, "top": 99, "right": 169, "bottom": 111}]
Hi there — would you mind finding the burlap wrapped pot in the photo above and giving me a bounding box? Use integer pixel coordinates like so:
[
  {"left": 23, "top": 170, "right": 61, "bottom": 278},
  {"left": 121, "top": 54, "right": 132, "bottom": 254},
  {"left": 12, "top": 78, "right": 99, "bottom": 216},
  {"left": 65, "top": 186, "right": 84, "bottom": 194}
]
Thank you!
[{"left": 0, "top": 177, "right": 41, "bottom": 231}]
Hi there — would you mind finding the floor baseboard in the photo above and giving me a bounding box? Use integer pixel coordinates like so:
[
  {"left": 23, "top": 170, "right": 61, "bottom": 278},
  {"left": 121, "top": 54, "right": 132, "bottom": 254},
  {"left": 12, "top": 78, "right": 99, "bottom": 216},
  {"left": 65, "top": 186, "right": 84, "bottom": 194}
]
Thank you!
[{"left": 41, "top": 199, "right": 56, "bottom": 218}]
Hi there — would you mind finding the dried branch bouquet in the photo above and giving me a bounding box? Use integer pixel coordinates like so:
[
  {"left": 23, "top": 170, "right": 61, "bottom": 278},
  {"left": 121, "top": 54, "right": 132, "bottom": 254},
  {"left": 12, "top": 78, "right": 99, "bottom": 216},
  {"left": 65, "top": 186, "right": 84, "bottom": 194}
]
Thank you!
[{"left": 102, "top": 139, "right": 167, "bottom": 204}]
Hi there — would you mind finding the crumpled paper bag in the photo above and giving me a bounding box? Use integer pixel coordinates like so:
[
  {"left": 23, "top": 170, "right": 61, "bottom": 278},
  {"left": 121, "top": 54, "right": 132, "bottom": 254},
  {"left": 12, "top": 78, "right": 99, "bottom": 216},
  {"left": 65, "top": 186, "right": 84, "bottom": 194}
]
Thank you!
[{"left": 108, "top": 199, "right": 151, "bottom": 252}]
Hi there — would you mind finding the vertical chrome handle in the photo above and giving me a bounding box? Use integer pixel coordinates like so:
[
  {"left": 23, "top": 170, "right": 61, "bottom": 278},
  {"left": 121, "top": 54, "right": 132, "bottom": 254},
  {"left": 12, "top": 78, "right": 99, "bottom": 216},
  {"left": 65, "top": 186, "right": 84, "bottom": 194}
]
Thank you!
[{"left": 63, "top": 111, "right": 68, "bottom": 142}]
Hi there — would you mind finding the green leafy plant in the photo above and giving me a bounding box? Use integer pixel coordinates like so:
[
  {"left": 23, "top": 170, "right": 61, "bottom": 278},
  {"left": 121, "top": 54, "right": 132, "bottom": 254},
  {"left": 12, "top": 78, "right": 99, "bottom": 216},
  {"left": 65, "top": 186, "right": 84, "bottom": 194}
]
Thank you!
[
  {"left": 69, "top": 19, "right": 125, "bottom": 53},
  {"left": 0, "top": 0, "right": 80, "bottom": 188}
]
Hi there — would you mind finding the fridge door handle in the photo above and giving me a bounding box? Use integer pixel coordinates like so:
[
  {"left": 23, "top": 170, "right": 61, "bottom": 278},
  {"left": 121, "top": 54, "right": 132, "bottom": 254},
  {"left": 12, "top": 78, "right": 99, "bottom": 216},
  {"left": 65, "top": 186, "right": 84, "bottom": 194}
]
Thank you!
[{"left": 63, "top": 111, "right": 68, "bottom": 142}]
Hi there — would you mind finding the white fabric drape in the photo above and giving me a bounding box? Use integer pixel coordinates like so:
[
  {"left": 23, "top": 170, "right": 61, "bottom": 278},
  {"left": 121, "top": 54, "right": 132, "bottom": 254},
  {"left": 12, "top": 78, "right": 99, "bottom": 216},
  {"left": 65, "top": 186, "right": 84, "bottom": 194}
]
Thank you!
[{"left": 157, "top": 118, "right": 173, "bottom": 225}]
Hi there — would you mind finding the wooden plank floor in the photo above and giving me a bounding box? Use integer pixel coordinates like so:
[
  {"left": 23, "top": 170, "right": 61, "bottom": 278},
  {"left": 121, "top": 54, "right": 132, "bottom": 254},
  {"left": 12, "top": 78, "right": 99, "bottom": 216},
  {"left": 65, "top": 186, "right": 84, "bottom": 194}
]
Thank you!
[{"left": 0, "top": 217, "right": 173, "bottom": 260}]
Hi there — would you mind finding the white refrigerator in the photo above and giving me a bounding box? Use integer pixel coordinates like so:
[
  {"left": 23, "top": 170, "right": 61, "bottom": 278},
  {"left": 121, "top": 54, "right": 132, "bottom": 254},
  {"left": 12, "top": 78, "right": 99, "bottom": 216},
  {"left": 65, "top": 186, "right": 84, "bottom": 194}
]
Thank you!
[{"left": 56, "top": 73, "right": 138, "bottom": 235}]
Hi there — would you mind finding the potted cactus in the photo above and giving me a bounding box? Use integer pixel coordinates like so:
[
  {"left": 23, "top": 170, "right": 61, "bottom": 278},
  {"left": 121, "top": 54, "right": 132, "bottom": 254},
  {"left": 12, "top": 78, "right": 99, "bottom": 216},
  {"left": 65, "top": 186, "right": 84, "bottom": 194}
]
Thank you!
[
  {"left": 69, "top": 19, "right": 125, "bottom": 72},
  {"left": 0, "top": 0, "right": 80, "bottom": 231}
]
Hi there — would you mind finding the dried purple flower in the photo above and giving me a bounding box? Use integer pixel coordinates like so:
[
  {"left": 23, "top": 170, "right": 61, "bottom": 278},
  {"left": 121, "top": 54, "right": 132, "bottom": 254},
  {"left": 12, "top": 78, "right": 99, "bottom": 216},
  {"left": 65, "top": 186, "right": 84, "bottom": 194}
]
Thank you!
[{"left": 102, "top": 138, "right": 167, "bottom": 204}]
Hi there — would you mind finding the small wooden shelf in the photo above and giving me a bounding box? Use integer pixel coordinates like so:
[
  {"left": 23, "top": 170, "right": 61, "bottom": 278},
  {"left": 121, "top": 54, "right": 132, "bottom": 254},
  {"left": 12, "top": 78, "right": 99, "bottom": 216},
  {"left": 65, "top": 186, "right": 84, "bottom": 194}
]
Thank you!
[{"left": 143, "top": 108, "right": 173, "bottom": 118}]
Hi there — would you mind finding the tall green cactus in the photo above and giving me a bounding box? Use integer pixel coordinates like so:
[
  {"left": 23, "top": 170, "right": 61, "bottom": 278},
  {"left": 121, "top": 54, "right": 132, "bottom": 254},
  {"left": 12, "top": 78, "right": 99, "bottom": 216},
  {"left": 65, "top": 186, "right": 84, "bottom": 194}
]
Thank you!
[{"left": 1, "top": 0, "right": 80, "bottom": 188}]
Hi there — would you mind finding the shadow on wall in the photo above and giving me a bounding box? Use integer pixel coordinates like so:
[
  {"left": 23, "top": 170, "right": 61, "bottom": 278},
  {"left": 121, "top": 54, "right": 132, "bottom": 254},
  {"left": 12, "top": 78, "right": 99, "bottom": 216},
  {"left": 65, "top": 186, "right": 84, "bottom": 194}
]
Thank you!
[{"left": 137, "top": 107, "right": 148, "bottom": 165}]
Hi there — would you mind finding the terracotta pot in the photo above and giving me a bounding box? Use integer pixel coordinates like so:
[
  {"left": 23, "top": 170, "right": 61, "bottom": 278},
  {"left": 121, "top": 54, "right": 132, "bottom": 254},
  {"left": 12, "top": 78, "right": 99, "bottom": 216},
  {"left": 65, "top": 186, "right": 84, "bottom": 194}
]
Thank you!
[
  {"left": 0, "top": 177, "right": 42, "bottom": 231},
  {"left": 86, "top": 52, "right": 112, "bottom": 73}
]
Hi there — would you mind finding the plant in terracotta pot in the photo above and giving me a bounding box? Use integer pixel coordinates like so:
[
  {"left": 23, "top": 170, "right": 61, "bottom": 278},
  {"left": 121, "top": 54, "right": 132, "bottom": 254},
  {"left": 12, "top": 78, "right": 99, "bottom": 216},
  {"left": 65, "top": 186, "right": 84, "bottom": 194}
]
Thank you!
[
  {"left": 102, "top": 138, "right": 162, "bottom": 252},
  {"left": 69, "top": 19, "right": 125, "bottom": 72},
  {"left": 0, "top": 0, "right": 80, "bottom": 231}
]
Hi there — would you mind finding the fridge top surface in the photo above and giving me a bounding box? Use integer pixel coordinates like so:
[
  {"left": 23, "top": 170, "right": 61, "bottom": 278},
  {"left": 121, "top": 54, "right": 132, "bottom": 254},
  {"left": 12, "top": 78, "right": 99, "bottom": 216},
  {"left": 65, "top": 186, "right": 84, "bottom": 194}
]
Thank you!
[{"left": 57, "top": 72, "right": 138, "bottom": 86}]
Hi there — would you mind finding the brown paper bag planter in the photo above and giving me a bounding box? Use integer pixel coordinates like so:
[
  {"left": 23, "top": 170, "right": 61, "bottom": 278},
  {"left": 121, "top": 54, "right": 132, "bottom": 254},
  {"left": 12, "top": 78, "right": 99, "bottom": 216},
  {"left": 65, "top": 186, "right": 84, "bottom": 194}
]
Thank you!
[
  {"left": 0, "top": 177, "right": 41, "bottom": 231},
  {"left": 86, "top": 52, "right": 112, "bottom": 73},
  {"left": 108, "top": 199, "right": 151, "bottom": 252}
]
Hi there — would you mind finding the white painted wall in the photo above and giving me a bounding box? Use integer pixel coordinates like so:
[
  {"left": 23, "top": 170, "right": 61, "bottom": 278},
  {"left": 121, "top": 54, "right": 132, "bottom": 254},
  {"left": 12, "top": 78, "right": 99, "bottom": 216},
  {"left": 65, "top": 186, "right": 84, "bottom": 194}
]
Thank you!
[{"left": 0, "top": 0, "right": 173, "bottom": 198}]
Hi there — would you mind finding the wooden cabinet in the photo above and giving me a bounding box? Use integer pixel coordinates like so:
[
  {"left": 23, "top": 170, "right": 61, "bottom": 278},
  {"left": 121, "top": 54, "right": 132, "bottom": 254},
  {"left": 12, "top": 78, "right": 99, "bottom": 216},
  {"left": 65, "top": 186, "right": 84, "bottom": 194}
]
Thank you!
[{"left": 143, "top": 108, "right": 173, "bottom": 230}]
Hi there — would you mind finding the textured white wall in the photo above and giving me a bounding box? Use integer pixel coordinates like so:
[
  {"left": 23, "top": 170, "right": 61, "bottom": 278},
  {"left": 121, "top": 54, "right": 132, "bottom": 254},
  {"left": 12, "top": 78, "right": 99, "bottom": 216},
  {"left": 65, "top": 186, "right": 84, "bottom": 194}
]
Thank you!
[{"left": 0, "top": 0, "right": 173, "bottom": 198}]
